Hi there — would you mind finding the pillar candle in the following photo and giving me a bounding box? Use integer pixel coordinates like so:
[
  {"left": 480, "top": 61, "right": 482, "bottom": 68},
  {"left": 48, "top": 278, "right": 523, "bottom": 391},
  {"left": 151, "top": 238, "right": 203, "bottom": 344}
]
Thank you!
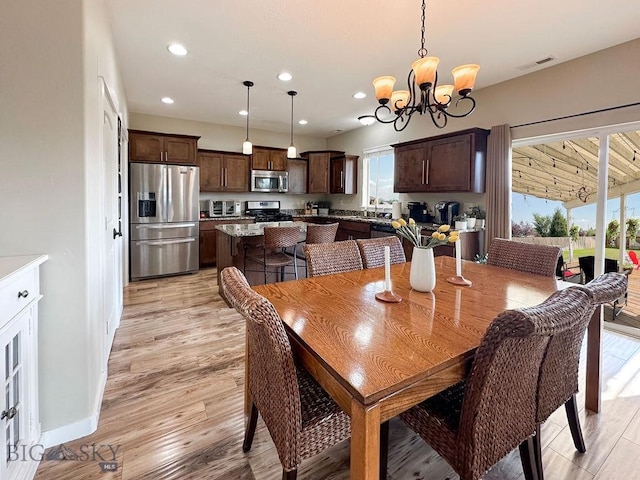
[
  {"left": 384, "top": 246, "right": 391, "bottom": 291},
  {"left": 455, "top": 238, "right": 462, "bottom": 276}
]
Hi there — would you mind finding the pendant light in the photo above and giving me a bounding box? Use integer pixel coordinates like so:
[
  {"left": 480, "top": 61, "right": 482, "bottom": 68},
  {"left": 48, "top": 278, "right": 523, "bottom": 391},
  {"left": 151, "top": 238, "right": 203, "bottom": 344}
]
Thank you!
[
  {"left": 287, "top": 90, "right": 297, "bottom": 159},
  {"left": 242, "top": 81, "right": 253, "bottom": 155}
]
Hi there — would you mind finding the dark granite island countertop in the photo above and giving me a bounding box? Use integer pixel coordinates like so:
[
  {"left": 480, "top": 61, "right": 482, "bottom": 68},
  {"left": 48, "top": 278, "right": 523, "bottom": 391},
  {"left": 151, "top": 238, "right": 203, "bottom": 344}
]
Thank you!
[{"left": 215, "top": 221, "right": 307, "bottom": 237}]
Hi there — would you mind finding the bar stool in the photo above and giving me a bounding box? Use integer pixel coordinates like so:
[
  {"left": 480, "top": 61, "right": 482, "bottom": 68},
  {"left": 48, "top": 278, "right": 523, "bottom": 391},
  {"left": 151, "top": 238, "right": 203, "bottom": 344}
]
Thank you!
[
  {"left": 245, "top": 226, "right": 300, "bottom": 284},
  {"left": 300, "top": 223, "right": 339, "bottom": 276}
]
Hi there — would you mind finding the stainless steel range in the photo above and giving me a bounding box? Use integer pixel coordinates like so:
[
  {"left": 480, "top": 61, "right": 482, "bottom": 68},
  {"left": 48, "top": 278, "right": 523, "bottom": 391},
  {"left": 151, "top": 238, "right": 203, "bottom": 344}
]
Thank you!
[{"left": 245, "top": 200, "right": 293, "bottom": 223}]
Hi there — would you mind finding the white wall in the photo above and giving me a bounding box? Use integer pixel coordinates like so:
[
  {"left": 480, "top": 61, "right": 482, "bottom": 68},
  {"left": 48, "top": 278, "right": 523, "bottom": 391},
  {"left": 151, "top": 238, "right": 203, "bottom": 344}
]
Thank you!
[
  {"left": 0, "top": 0, "right": 127, "bottom": 442},
  {"left": 326, "top": 38, "right": 640, "bottom": 215}
]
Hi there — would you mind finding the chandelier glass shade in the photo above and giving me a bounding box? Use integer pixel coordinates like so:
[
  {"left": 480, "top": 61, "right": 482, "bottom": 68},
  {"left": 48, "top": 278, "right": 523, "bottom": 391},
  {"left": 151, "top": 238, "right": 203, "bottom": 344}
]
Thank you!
[
  {"left": 370, "top": 0, "right": 479, "bottom": 131},
  {"left": 242, "top": 81, "right": 253, "bottom": 155},
  {"left": 287, "top": 90, "right": 297, "bottom": 159}
]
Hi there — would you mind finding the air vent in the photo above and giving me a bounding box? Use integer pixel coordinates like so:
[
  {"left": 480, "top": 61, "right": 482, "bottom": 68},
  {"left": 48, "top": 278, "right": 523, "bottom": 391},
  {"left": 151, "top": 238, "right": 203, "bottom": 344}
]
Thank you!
[{"left": 516, "top": 55, "right": 557, "bottom": 71}]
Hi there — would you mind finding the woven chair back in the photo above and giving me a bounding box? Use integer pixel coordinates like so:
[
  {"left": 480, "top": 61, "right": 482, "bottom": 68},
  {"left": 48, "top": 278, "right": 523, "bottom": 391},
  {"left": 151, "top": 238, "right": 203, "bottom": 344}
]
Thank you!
[
  {"left": 536, "top": 273, "right": 627, "bottom": 422},
  {"left": 220, "top": 266, "right": 302, "bottom": 467},
  {"left": 356, "top": 236, "right": 406, "bottom": 268},
  {"left": 487, "top": 238, "right": 560, "bottom": 277},
  {"left": 263, "top": 226, "right": 301, "bottom": 250},
  {"left": 303, "top": 240, "right": 363, "bottom": 277},
  {"left": 457, "top": 287, "right": 592, "bottom": 479},
  {"left": 305, "top": 223, "right": 339, "bottom": 245}
]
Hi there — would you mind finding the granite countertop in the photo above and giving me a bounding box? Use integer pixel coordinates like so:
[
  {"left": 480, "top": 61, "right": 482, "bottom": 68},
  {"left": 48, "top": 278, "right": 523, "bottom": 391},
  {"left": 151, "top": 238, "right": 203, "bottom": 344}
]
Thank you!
[
  {"left": 199, "top": 216, "right": 254, "bottom": 222},
  {"left": 292, "top": 214, "right": 483, "bottom": 233},
  {"left": 216, "top": 221, "right": 307, "bottom": 237}
]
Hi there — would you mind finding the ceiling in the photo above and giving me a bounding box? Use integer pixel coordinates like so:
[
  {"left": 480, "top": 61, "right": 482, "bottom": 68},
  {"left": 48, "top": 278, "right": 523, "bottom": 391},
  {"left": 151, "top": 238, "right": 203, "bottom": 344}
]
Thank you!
[
  {"left": 104, "top": 0, "right": 640, "bottom": 138},
  {"left": 512, "top": 130, "right": 640, "bottom": 206}
]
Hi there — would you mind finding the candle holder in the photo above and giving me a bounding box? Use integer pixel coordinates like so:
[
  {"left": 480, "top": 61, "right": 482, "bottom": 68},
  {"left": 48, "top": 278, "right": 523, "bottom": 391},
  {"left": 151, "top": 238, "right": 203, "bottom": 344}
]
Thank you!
[
  {"left": 447, "top": 238, "right": 472, "bottom": 287},
  {"left": 447, "top": 275, "right": 472, "bottom": 286},
  {"left": 375, "top": 290, "right": 402, "bottom": 303},
  {"left": 376, "top": 245, "right": 402, "bottom": 303}
]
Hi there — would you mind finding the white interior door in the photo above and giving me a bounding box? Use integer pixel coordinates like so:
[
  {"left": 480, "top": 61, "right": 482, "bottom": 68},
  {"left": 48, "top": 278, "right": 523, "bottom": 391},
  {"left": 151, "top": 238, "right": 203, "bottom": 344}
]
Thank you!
[{"left": 101, "top": 81, "right": 121, "bottom": 357}]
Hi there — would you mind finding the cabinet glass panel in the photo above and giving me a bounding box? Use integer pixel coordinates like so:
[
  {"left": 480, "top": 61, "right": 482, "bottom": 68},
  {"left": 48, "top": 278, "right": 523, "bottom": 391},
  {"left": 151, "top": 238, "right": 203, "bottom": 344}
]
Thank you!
[
  {"left": 12, "top": 335, "right": 18, "bottom": 370},
  {"left": 2, "top": 331, "right": 22, "bottom": 464}
]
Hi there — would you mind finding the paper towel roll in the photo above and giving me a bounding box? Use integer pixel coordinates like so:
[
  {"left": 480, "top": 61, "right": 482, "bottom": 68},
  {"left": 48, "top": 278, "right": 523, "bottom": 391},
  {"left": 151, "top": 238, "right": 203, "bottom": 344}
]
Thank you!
[{"left": 392, "top": 202, "right": 402, "bottom": 219}]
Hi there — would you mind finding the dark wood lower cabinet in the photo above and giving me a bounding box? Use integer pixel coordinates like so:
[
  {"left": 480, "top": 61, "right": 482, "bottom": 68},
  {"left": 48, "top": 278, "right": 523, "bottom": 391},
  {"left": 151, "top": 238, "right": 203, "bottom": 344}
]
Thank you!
[
  {"left": 199, "top": 219, "right": 253, "bottom": 267},
  {"left": 336, "top": 220, "right": 371, "bottom": 241}
]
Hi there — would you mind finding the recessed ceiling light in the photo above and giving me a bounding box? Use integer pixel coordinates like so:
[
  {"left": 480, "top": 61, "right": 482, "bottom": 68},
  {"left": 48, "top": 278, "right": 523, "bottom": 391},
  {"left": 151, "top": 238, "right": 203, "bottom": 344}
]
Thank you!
[
  {"left": 239, "top": 110, "right": 248, "bottom": 116},
  {"left": 353, "top": 92, "right": 367, "bottom": 99},
  {"left": 358, "top": 115, "right": 375, "bottom": 126},
  {"left": 298, "top": 119, "right": 308, "bottom": 125},
  {"left": 161, "top": 97, "right": 174, "bottom": 104},
  {"left": 277, "top": 72, "right": 293, "bottom": 81},
  {"left": 167, "top": 44, "right": 188, "bottom": 56}
]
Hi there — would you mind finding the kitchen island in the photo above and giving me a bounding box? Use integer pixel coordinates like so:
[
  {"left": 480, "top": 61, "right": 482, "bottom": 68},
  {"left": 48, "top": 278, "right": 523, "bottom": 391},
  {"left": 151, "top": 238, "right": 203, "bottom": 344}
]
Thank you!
[{"left": 216, "top": 221, "right": 307, "bottom": 298}]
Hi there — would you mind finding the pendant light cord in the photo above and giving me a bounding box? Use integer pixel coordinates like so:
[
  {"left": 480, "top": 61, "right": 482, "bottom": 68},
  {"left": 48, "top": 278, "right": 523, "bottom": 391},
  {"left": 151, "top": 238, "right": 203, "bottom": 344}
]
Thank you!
[
  {"left": 288, "top": 90, "right": 297, "bottom": 146},
  {"left": 243, "top": 80, "right": 253, "bottom": 142},
  {"left": 245, "top": 83, "right": 250, "bottom": 141}
]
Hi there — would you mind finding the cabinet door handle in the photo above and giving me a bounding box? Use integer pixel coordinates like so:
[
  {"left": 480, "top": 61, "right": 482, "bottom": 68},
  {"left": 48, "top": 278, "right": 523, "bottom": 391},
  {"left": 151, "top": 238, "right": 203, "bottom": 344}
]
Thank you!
[
  {"left": 421, "top": 160, "right": 426, "bottom": 185},
  {"left": 160, "top": 152, "right": 164, "bottom": 162},
  {"left": 340, "top": 171, "right": 344, "bottom": 189},
  {"left": 18, "top": 290, "right": 29, "bottom": 299},
  {"left": 425, "top": 159, "right": 429, "bottom": 184},
  {"left": 224, "top": 168, "right": 228, "bottom": 187}
]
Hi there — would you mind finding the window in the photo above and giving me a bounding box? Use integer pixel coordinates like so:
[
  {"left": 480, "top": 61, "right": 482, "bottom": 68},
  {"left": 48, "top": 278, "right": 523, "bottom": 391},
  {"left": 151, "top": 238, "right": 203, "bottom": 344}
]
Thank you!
[{"left": 362, "top": 146, "right": 397, "bottom": 208}]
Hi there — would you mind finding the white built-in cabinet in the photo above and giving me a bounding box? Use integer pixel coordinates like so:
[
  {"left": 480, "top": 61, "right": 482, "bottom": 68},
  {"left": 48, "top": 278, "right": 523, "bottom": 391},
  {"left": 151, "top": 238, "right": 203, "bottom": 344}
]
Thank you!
[{"left": 0, "top": 255, "right": 47, "bottom": 480}]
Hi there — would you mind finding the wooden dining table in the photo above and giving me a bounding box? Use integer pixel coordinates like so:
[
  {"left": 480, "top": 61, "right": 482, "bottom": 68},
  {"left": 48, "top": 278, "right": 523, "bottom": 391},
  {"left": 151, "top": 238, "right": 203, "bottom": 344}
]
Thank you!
[{"left": 252, "top": 256, "right": 603, "bottom": 480}]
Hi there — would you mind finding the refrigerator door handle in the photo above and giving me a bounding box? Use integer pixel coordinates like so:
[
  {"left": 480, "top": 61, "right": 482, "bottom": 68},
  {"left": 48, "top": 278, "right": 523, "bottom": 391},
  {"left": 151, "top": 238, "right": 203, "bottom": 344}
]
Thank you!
[
  {"left": 135, "top": 223, "right": 197, "bottom": 229},
  {"left": 135, "top": 238, "right": 196, "bottom": 247}
]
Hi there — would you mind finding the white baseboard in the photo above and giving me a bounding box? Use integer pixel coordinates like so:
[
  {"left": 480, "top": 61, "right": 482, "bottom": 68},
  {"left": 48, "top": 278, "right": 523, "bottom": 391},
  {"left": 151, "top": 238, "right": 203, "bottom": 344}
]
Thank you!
[{"left": 40, "top": 370, "right": 107, "bottom": 449}]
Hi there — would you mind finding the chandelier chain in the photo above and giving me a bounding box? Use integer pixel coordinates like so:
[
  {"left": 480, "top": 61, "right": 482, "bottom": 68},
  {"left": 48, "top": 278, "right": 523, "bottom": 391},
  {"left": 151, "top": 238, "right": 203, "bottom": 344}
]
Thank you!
[{"left": 418, "top": 0, "right": 427, "bottom": 58}]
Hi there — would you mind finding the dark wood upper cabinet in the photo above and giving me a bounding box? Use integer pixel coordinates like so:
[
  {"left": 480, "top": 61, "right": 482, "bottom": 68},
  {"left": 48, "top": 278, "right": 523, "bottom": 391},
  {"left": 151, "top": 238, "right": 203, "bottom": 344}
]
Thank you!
[
  {"left": 393, "top": 128, "right": 489, "bottom": 193},
  {"left": 330, "top": 155, "right": 358, "bottom": 194},
  {"left": 197, "top": 149, "right": 249, "bottom": 192},
  {"left": 302, "top": 150, "right": 346, "bottom": 194},
  {"left": 287, "top": 158, "right": 308, "bottom": 194},
  {"left": 305, "top": 152, "right": 331, "bottom": 194},
  {"left": 251, "top": 146, "right": 287, "bottom": 171},
  {"left": 129, "top": 130, "right": 199, "bottom": 165}
]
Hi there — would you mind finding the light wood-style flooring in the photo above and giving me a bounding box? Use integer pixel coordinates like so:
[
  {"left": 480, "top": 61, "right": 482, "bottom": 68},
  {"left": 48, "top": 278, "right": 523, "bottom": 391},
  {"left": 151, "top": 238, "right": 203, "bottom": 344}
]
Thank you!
[{"left": 35, "top": 269, "right": 640, "bottom": 479}]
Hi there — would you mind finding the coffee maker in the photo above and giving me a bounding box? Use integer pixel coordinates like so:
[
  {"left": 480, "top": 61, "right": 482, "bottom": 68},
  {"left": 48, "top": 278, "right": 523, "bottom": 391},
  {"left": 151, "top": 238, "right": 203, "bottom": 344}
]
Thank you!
[
  {"left": 434, "top": 201, "right": 460, "bottom": 226},
  {"left": 407, "top": 202, "right": 431, "bottom": 223}
]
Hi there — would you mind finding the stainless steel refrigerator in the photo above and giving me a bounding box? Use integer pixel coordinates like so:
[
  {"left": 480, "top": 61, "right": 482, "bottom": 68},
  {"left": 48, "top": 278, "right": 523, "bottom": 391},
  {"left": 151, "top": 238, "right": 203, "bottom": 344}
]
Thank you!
[{"left": 129, "top": 162, "right": 199, "bottom": 280}]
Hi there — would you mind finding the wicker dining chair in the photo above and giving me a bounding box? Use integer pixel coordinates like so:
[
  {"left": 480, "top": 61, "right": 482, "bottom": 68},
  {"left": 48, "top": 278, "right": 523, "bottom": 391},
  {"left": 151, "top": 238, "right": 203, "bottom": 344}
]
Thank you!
[
  {"left": 488, "top": 238, "right": 561, "bottom": 277},
  {"left": 356, "top": 236, "right": 406, "bottom": 269},
  {"left": 244, "top": 226, "right": 300, "bottom": 284},
  {"left": 220, "top": 267, "right": 351, "bottom": 480},
  {"left": 300, "top": 223, "right": 339, "bottom": 276},
  {"left": 531, "top": 273, "right": 627, "bottom": 478},
  {"left": 303, "top": 239, "right": 363, "bottom": 277},
  {"left": 397, "top": 287, "right": 593, "bottom": 480}
]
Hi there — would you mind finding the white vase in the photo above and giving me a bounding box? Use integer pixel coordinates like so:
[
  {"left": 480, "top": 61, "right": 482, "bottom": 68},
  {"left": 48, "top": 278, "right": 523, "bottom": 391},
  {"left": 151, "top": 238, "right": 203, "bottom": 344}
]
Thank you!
[
  {"left": 455, "top": 220, "right": 468, "bottom": 231},
  {"left": 476, "top": 219, "right": 485, "bottom": 229},
  {"left": 410, "top": 247, "right": 436, "bottom": 292},
  {"left": 466, "top": 217, "right": 477, "bottom": 229}
]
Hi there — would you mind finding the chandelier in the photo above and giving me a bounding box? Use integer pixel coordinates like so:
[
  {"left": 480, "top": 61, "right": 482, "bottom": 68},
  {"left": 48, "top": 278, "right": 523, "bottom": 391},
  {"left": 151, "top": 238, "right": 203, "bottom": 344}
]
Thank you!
[{"left": 370, "top": 0, "right": 479, "bottom": 131}]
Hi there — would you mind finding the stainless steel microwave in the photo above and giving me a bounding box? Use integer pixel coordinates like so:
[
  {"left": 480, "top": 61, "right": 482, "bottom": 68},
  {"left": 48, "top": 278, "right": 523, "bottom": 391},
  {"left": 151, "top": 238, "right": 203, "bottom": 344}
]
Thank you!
[{"left": 250, "top": 170, "right": 288, "bottom": 193}]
